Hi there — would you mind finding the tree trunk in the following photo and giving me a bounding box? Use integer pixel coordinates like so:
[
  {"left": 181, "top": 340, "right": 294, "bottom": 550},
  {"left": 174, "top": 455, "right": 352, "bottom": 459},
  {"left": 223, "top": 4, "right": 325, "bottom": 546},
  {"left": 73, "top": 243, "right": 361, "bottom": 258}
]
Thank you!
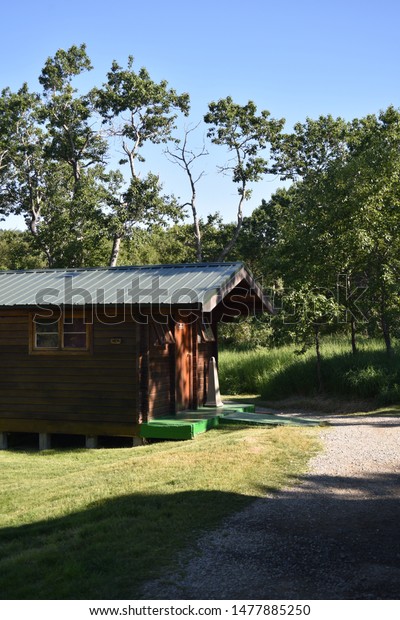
[
  {"left": 29, "top": 207, "right": 53, "bottom": 267},
  {"left": 29, "top": 211, "right": 39, "bottom": 236},
  {"left": 217, "top": 192, "right": 245, "bottom": 261},
  {"left": 193, "top": 212, "right": 202, "bottom": 262},
  {"left": 351, "top": 317, "right": 358, "bottom": 355},
  {"left": 315, "top": 325, "right": 323, "bottom": 392},
  {"left": 380, "top": 289, "right": 393, "bottom": 355},
  {"left": 109, "top": 234, "right": 122, "bottom": 267},
  {"left": 381, "top": 315, "right": 392, "bottom": 356},
  {"left": 188, "top": 162, "right": 202, "bottom": 261}
]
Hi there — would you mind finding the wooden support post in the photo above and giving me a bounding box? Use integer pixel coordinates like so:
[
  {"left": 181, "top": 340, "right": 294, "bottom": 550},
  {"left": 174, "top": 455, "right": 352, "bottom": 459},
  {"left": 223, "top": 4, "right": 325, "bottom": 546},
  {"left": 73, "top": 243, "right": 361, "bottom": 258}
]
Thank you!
[
  {"left": 85, "top": 435, "right": 98, "bottom": 449},
  {"left": 39, "top": 433, "right": 51, "bottom": 451},
  {"left": 205, "top": 356, "right": 224, "bottom": 408},
  {"left": 0, "top": 432, "right": 8, "bottom": 450}
]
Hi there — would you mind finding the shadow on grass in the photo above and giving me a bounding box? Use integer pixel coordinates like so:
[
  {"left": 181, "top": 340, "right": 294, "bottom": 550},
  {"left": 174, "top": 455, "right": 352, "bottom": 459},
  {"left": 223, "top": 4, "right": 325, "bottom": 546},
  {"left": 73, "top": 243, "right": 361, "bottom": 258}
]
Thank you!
[
  {"left": 0, "top": 490, "right": 253, "bottom": 600},
  {"left": 3, "top": 473, "right": 400, "bottom": 600},
  {"left": 143, "top": 473, "right": 400, "bottom": 601}
]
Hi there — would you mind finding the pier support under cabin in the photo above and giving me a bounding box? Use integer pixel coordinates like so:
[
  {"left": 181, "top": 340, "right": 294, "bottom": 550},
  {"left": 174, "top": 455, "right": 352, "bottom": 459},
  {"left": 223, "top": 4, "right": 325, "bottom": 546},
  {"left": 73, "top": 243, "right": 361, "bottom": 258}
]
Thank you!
[
  {"left": 85, "top": 435, "right": 98, "bottom": 449},
  {"left": 0, "top": 432, "right": 8, "bottom": 450},
  {"left": 39, "top": 433, "right": 51, "bottom": 451}
]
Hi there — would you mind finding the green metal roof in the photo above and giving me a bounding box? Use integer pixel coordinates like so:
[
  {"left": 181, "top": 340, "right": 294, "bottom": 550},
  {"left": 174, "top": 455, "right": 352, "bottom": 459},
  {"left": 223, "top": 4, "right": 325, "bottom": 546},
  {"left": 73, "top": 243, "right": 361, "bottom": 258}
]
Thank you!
[{"left": 0, "top": 262, "right": 271, "bottom": 313}]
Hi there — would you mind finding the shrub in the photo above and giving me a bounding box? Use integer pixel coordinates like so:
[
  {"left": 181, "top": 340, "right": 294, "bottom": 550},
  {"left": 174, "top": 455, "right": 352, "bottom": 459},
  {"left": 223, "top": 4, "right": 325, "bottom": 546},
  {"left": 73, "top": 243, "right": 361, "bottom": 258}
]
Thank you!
[{"left": 343, "top": 366, "right": 388, "bottom": 398}]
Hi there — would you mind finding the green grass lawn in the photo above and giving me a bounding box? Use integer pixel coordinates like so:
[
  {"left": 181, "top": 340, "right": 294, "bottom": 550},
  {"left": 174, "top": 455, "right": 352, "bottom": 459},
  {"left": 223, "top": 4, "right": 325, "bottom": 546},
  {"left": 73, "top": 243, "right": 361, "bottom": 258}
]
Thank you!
[{"left": 0, "top": 423, "right": 320, "bottom": 599}]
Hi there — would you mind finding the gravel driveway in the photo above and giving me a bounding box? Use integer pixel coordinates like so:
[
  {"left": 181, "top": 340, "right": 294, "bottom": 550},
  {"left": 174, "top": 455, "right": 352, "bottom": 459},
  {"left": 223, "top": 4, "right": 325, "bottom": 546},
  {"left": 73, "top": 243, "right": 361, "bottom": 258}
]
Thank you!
[{"left": 142, "top": 414, "right": 400, "bottom": 600}]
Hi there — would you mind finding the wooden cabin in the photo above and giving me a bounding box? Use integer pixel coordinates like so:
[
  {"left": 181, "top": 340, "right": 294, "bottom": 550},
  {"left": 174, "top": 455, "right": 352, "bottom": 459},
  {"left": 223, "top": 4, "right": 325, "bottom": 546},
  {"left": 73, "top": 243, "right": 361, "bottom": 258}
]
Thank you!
[{"left": 0, "top": 262, "right": 271, "bottom": 447}]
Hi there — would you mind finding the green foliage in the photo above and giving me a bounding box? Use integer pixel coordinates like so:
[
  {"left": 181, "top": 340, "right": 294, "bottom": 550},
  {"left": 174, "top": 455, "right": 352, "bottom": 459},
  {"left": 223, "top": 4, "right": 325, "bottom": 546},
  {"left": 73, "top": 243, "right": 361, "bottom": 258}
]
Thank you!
[
  {"left": 38, "top": 44, "right": 93, "bottom": 92},
  {"left": 272, "top": 114, "right": 350, "bottom": 180},
  {"left": 233, "top": 107, "right": 400, "bottom": 356},
  {"left": 119, "top": 173, "right": 182, "bottom": 233},
  {"left": 115, "top": 214, "right": 237, "bottom": 266},
  {"left": 219, "top": 316, "right": 274, "bottom": 350},
  {"left": 95, "top": 55, "right": 190, "bottom": 149},
  {"left": 279, "top": 286, "right": 340, "bottom": 351},
  {"left": 343, "top": 366, "right": 389, "bottom": 399},
  {"left": 235, "top": 191, "right": 288, "bottom": 274},
  {"left": 39, "top": 43, "right": 107, "bottom": 176},
  {"left": 0, "top": 45, "right": 190, "bottom": 268},
  {"left": 205, "top": 97, "right": 284, "bottom": 190},
  {"left": 203, "top": 97, "right": 285, "bottom": 259},
  {"left": 0, "top": 229, "right": 47, "bottom": 269},
  {"left": 95, "top": 55, "right": 190, "bottom": 264}
]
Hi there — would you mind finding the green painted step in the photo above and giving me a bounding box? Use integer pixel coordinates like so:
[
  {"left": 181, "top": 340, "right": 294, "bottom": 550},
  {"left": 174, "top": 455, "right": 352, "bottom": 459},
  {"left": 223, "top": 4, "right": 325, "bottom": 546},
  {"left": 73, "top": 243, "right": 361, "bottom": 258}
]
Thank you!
[
  {"left": 140, "top": 402, "right": 256, "bottom": 440},
  {"left": 139, "top": 416, "right": 219, "bottom": 440}
]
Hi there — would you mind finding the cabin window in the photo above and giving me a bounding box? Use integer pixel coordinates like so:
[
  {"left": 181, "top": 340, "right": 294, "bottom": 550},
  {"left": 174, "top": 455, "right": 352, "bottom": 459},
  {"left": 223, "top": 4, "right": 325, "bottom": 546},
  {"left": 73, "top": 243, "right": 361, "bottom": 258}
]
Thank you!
[
  {"left": 35, "top": 318, "right": 59, "bottom": 349},
  {"left": 31, "top": 314, "right": 90, "bottom": 353},
  {"left": 63, "top": 317, "right": 88, "bottom": 349},
  {"left": 198, "top": 322, "right": 216, "bottom": 343}
]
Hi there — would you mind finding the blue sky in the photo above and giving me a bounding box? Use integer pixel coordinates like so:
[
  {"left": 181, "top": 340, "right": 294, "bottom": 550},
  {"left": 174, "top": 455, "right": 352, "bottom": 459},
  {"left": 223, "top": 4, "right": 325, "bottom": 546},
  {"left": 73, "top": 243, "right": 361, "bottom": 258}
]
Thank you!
[{"left": 2, "top": 0, "right": 400, "bottom": 228}]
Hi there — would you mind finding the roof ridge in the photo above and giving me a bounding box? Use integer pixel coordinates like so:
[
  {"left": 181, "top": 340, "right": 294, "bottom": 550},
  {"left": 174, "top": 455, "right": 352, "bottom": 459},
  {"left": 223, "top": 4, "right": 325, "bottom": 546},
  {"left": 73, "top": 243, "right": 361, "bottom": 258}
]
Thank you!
[
  {"left": 0, "top": 261, "right": 243, "bottom": 275},
  {"left": 0, "top": 262, "right": 272, "bottom": 313}
]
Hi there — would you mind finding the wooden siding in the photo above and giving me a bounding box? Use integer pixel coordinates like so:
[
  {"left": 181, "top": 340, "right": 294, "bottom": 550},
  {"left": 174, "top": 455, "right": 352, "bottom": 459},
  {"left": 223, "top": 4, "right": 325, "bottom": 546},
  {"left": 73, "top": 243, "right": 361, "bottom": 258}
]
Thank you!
[
  {"left": 148, "top": 319, "right": 174, "bottom": 419},
  {"left": 0, "top": 310, "right": 221, "bottom": 435},
  {"left": 197, "top": 320, "right": 218, "bottom": 405},
  {"left": 0, "top": 311, "right": 140, "bottom": 437}
]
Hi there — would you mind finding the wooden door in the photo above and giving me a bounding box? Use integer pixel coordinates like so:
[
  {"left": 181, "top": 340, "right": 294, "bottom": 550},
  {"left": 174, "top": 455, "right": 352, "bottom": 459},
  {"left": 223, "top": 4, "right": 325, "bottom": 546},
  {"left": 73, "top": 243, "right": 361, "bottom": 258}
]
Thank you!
[{"left": 175, "top": 321, "right": 192, "bottom": 411}]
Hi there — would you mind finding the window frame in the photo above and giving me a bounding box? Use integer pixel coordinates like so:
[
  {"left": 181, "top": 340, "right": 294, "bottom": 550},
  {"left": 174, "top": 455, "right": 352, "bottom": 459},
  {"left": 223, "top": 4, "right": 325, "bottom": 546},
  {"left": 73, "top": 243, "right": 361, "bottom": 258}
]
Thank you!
[{"left": 29, "top": 310, "right": 92, "bottom": 355}]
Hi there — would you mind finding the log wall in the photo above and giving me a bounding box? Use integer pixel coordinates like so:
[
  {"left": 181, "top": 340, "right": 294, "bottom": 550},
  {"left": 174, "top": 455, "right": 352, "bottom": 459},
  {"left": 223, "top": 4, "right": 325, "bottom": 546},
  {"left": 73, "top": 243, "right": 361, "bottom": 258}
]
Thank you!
[
  {"left": 0, "top": 310, "right": 220, "bottom": 436},
  {"left": 0, "top": 310, "right": 140, "bottom": 437}
]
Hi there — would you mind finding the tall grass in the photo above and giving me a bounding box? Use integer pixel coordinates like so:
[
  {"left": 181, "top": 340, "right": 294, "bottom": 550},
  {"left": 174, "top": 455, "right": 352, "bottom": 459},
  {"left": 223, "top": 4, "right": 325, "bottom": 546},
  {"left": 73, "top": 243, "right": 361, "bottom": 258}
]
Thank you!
[{"left": 219, "top": 337, "right": 400, "bottom": 403}]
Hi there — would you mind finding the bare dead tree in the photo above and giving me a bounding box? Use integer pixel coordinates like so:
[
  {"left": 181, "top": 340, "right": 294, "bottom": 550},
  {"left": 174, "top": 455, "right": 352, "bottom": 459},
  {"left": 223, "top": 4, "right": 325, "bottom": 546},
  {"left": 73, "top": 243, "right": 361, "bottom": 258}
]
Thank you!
[{"left": 165, "top": 124, "right": 208, "bottom": 262}]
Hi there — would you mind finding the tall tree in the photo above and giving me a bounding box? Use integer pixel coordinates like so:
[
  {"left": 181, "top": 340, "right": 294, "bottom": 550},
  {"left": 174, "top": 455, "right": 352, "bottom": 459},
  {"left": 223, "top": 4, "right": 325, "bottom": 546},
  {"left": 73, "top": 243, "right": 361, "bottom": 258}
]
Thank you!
[
  {"left": 39, "top": 44, "right": 107, "bottom": 185},
  {"left": 269, "top": 109, "right": 400, "bottom": 354},
  {"left": 343, "top": 107, "right": 400, "bottom": 353},
  {"left": 0, "top": 84, "right": 54, "bottom": 262},
  {"left": 204, "top": 97, "right": 284, "bottom": 260},
  {"left": 94, "top": 56, "right": 190, "bottom": 266},
  {"left": 37, "top": 44, "right": 110, "bottom": 266},
  {"left": 0, "top": 45, "right": 112, "bottom": 267}
]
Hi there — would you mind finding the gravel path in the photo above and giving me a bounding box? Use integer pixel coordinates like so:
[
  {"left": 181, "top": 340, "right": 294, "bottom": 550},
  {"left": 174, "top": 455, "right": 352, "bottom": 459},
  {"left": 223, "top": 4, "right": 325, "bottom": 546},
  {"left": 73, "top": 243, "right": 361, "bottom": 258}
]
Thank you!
[{"left": 142, "top": 415, "right": 400, "bottom": 600}]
